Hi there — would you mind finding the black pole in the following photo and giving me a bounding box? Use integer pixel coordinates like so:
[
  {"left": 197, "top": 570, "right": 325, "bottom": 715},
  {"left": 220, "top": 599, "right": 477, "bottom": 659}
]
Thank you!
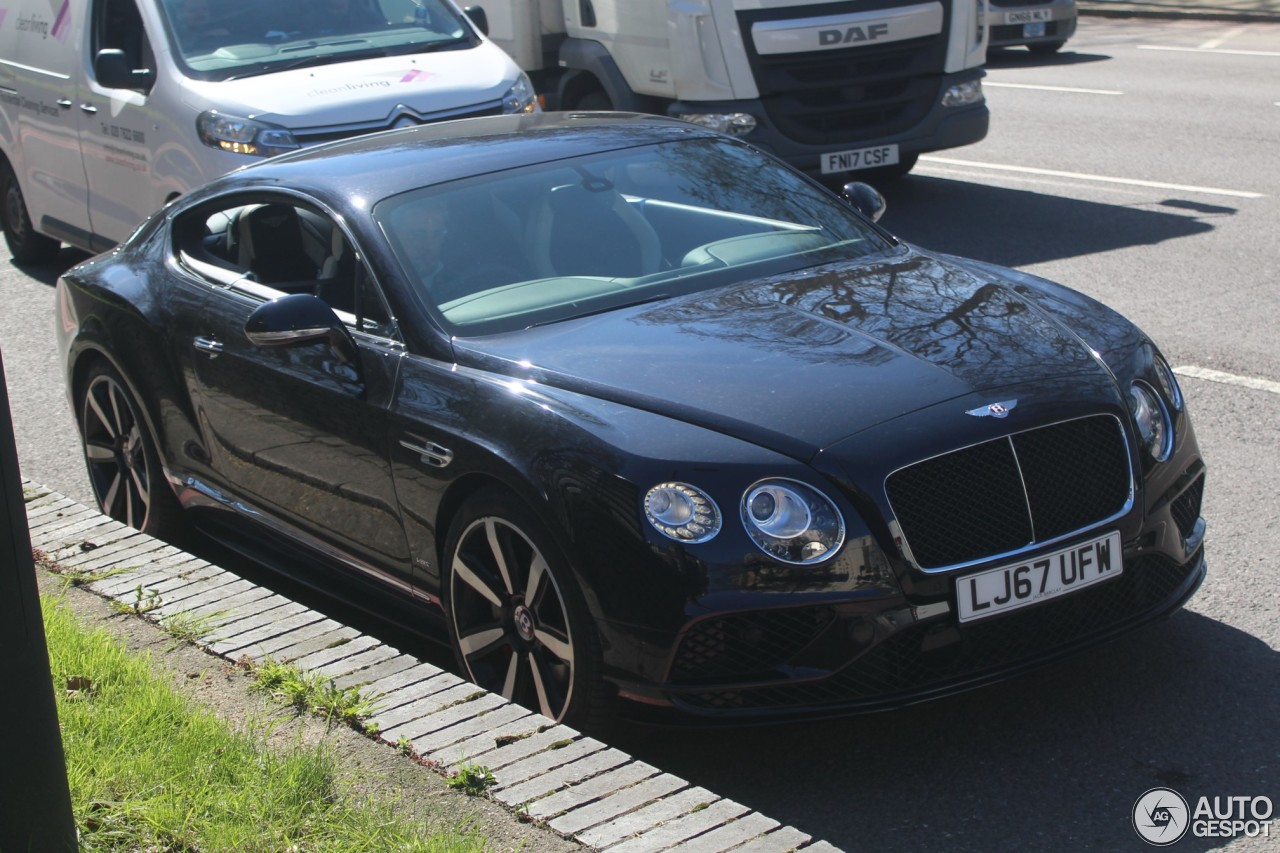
[{"left": 0, "top": 349, "right": 77, "bottom": 852}]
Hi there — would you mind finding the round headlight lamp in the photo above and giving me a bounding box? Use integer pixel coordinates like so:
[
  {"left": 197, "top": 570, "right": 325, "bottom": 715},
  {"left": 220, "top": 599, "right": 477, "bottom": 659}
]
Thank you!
[
  {"left": 644, "top": 482, "right": 721, "bottom": 543},
  {"left": 1129, "top": 381, "right": 1173, "bottom": 461},
  {"left": 740, "top": 479, "right": 845, "bottom": 565},
  {"left": 1152, "top": 354, "right": 1184, "bottom": 411}
]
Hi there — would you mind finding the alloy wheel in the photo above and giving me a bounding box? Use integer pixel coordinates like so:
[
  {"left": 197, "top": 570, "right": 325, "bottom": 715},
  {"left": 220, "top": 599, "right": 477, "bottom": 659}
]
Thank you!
[
  {"left": 81, "top": 372, "right": 154, "bottom": 529},
  {"left": 448, "top": 516, "right": 576, "bottom": 721}
]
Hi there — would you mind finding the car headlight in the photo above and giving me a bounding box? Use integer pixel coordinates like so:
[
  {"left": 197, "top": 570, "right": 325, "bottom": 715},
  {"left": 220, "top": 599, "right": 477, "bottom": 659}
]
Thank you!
[
  {"left": 501, "top": 73, "right": 539, "bottom": 114},
  {"left": 197, "top": 110, "right": 300, "bottom": 158},
  {"left": 1152, "top": 353, "right": 1184, "bottom": 411},
  {"left": 1129, "top": 381, "right": 1173, "bottom": 461},
  {"left": 741, "top": 479, "right": 845, "bottom": 565},
  {"left": 644, "top": 482, "right": 721, "bottom": 543}
]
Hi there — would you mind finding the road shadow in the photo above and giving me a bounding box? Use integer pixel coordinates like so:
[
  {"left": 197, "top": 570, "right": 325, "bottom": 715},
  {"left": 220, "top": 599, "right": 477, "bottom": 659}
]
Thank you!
[
  {"left": 7, "top": 248, "right": 92, "bottom": 287},
  {"left": 985, "top": 47, "right": 1112, "bottom": 67},
  {"left": 877, "top": 174, "right": 1223, "bottom": 268},
  {"left": 607, "top": 609, "right": 1278, "bottom": 852}
]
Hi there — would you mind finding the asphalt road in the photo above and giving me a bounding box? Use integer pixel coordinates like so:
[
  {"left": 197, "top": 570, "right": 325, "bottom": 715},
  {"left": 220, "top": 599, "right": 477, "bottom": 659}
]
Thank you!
[{"left": 2, "top": 16, "right": 1277, "bottom": 852}]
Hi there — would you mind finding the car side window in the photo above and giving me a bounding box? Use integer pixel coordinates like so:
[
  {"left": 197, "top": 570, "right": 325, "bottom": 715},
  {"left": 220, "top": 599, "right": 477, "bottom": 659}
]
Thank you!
[{"left": 173, "top": 196, "right": 396, "bottom": 338}]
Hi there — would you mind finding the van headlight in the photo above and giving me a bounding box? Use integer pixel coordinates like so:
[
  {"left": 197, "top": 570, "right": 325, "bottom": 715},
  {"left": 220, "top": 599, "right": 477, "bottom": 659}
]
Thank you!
[
  {"left": 197, "top": 111, "right": 300, "bottom": 158},
  {"left": 741, "top": 479, "right": 845, "bottom": 565},
  {"left": 501, "top": 73, "right": 538, "bottom": 114}
]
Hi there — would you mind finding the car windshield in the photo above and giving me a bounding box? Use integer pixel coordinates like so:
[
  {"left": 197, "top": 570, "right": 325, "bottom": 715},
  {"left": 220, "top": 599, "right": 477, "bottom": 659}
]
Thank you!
[
  {"left": 160, "top": 0, "right": 474, "bottom": 80},
  {"left": 374, "top": 137, "right": 894, "bottom": 336}
]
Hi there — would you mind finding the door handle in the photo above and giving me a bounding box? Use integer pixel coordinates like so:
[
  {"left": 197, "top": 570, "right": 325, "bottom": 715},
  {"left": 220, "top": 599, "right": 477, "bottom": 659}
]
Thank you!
[
  {"left": 193, "top": 337, "right": 223, "bottom": 358},
  {"left": 399, "top": 435, "right": 453, "bottom": 468},
  {"left": 79, "top": 103, "right": 98, "bottom": 114},
  {"left": 57, "top": 99, "right": 72, "bottom": 109}
]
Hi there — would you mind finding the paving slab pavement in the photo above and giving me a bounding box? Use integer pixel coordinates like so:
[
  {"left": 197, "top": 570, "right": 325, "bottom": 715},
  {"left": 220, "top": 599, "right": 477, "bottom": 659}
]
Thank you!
[{"left": 24, "top": 478, "right": 840, "bottom": 853}]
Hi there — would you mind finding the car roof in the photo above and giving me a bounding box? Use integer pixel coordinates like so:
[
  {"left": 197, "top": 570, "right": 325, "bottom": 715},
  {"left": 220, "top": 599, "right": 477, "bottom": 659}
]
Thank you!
[{"left": 208, "top": 112, "right": 722, "bottom": 201}]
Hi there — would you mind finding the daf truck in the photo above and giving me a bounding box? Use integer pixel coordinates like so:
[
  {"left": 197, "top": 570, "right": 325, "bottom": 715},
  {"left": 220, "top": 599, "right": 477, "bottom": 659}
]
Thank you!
[{"left": 474, "top": 0, "right": 989, "bottom": 181}]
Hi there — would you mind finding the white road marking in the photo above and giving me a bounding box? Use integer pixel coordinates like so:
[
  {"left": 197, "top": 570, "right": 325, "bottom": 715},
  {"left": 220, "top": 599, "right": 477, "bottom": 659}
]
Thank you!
[
  {"left": 1175, "top": 366, "right": 1280, "bottom": 396},
  {"left": 1139, "top": 45, "right": 1280, "bottom": 58},
  {"left": 1199, "top": 26, "right": 1247, "bottom": 50},
  {"left": 985, "top": 82, "right": 1123, "bottom": 95},
  {"left": 918, "top": 157, "right": 1266, "bottom": 198}
]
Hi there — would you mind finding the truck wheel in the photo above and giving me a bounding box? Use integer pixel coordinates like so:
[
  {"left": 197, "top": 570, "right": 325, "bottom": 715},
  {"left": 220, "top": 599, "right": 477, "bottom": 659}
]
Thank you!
[
  {"left": 78, "top": 363, "right": 186, "bottom": 539},
  {"left": 571, "top": 90, "right": 613, "bottom": 111},
  {"left": 1, "top": 162, "right": 61, "bottom": 265},
  {"left": 443, "top": 487, "right": 611, "bottom": 732}
]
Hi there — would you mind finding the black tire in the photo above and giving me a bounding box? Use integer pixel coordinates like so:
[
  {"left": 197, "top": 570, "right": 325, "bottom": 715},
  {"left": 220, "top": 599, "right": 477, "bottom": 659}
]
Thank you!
[
  {"left": 78, "top": 363, "right": 186, "bottom": 539},
  {"left": 1, "top": 161, "right": 61, "bottom": 265},
  {"left": 443, "top": 487, "right": 610, "bottom": 731},
  {"left": 570, "top": 90, "right": 613, "bottom": 111},
  {"left": 1028, "top": 40, "right": 1066, "bottom": 55}
]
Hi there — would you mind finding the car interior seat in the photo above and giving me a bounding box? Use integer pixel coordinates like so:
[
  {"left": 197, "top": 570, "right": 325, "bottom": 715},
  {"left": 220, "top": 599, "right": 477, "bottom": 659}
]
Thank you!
[
  {"left": 233, "top": 203, "right": 318, "bottom": 284},
  {"left": 526, "top": 182, "right": 662, "bottom": 279}
]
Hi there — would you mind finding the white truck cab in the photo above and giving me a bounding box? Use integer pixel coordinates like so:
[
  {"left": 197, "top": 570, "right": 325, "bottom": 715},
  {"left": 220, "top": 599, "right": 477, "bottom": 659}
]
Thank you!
[
  {"left": 0, "top": 0, "right": 535, "bottom": 262},
  {"left": 479, "top": 0, "right": 989, "bottom": 182}
]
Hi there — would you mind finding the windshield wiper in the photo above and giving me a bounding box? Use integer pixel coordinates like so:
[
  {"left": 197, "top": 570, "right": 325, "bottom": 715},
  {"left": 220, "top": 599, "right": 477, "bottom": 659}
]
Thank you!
[{"left": 528, "top": 293, "right": 674, "bottom": 328}]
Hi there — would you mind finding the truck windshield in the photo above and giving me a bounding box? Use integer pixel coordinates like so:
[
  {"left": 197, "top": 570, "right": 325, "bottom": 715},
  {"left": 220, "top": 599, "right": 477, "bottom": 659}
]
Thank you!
[{"left": 161, "top": 0, "right": 476, "bottom": 80}]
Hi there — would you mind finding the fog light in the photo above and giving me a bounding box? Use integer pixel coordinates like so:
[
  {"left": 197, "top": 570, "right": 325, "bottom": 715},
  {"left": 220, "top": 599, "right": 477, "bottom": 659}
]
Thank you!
[
  {"left": 679, "top": 112, "right": 758, "bottom": 136},
  {"left": 941, "top": 79, "right": 984, "bottom": 107}
]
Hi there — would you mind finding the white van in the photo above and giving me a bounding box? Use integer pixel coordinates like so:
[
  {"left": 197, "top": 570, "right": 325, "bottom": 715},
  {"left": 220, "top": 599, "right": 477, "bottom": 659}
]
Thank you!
[{"left": 0, "top": 0, "right": 534, "bottom": 262}]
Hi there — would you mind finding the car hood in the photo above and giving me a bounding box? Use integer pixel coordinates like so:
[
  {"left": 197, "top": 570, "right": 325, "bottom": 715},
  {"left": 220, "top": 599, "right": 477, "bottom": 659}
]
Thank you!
[
  {"left": 452, "top": 247, "right": 1112, "bottom": 461},
  {"left": 179, "top": 42, "right": 518, "bottom": 128}
]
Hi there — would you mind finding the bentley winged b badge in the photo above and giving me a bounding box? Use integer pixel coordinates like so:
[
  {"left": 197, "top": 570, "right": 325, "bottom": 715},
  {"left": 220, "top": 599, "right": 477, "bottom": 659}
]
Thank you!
[{"left": 966, "top": 399, "right": 1018, "bottom": 418}]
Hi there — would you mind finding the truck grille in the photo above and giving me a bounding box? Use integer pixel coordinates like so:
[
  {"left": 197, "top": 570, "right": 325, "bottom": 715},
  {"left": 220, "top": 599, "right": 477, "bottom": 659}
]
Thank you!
[
  {"left": 737, "top": 0, "right": 949, "bottom": 145},
  {"left": 885, "top": 415, "right": 1132, "bottom": 570}
]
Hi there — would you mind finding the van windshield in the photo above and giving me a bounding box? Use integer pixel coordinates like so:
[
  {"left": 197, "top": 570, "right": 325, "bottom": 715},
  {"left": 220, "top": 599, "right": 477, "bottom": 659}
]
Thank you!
[{"left": 160, "top": 0, "right": 477, "bottom": 80}]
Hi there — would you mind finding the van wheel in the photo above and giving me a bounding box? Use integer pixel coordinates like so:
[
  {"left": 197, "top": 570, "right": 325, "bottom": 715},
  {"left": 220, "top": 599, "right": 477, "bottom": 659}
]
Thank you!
[{"left": 1, "top": 162, "right": 61, "bottom": 265}]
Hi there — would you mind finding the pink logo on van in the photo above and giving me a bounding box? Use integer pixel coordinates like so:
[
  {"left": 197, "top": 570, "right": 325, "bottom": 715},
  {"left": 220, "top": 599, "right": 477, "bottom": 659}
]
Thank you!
[{"left": 52, "top": 0, "right": 71, "bottom": 41}]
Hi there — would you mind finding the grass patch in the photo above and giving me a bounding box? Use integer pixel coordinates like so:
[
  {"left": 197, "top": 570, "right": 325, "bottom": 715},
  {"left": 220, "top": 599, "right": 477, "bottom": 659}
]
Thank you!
[
  {"left": 43, "top": 595, "right": 485, "bottom": 852},
  {"left": 247, "top": 657, "right": 379, "bottom": 725}
]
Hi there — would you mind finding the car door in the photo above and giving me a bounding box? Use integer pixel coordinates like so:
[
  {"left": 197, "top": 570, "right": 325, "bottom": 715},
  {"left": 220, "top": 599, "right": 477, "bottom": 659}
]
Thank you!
[{"left": 165, "top": 192, "right": 414, "bottom": 586}]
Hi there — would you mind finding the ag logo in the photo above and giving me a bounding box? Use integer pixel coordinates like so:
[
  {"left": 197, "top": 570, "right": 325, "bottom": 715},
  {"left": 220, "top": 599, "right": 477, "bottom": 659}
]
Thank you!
[{"left": 1133, "top": 787, "right": 1190, "bottom": 846}]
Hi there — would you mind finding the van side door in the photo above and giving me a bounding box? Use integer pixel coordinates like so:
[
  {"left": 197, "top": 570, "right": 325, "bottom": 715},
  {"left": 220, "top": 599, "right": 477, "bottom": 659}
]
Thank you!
[
  {"left": 76, "top": 0, "right": 165, "bottom": 246},
  {"left": 7, "top": 0, "right": 93, "bottom": 247}
]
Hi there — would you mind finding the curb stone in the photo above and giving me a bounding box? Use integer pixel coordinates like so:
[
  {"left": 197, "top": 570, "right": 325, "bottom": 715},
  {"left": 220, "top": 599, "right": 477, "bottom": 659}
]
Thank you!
[{"left": 23, "top": 478, "right": 843, "bottom": 853}]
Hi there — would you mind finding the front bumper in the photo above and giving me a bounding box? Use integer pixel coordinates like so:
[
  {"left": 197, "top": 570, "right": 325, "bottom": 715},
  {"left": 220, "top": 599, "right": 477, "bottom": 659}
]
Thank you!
[{"left": 609, "top": 544, "right": 1205, "bottom": 724}]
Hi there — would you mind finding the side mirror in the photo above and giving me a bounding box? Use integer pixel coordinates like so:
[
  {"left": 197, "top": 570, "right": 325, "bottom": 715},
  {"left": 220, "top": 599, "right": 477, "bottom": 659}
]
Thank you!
[
  {"left": 841, "top": 182, "right": 887, "bottom": 223},
  {"left": 245, "top": 293, "right": 359, "bottom": 365},
  {"left": 94, "top": 49, "right": 154, "bottom": 92},
  {"left": 463, "top": 5, "right": 489, "bottom": 35}
]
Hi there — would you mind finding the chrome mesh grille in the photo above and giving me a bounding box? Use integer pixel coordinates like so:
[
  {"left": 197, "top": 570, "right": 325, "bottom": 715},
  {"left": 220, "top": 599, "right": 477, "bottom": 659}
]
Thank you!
[{"left": 885, "top": 415, "right": 1132, "bottom": 570}]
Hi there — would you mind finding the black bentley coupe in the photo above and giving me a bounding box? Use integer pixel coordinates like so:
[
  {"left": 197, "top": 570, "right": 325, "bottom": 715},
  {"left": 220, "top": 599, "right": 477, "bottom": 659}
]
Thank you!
[{"left": 56, "top": 112, "right": 1207, "bottom": 728}]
